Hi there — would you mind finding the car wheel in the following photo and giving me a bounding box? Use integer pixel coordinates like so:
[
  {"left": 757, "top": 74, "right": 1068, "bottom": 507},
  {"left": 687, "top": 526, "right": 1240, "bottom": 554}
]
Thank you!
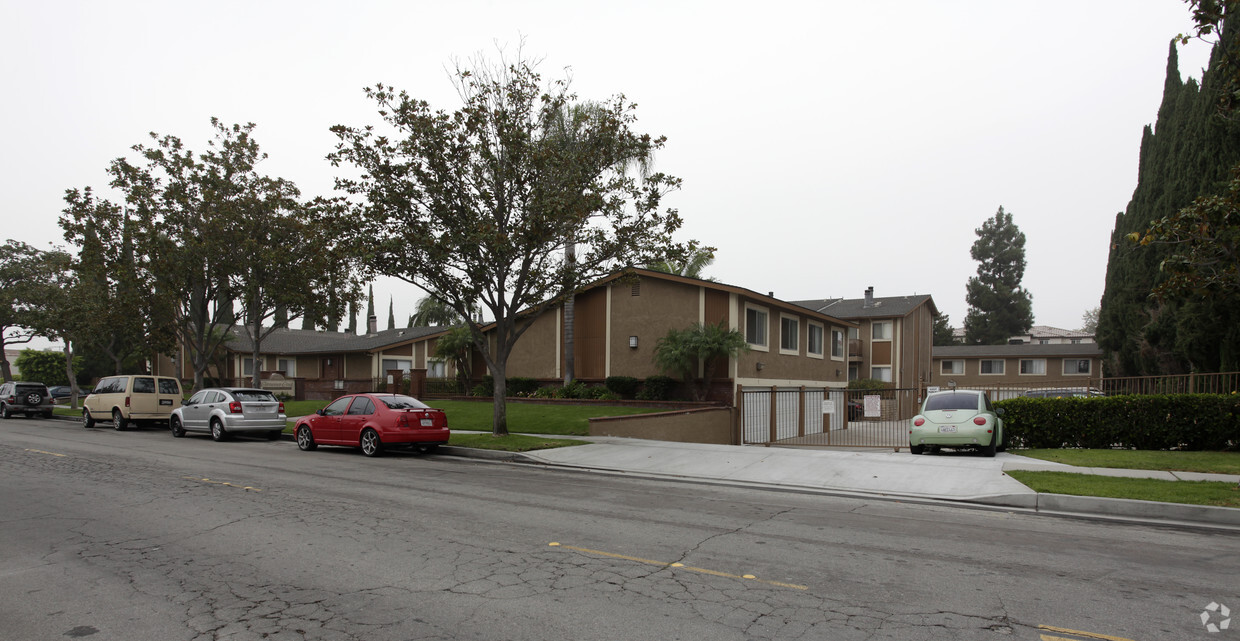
[
  {"left": 83, "top": 408, "right": 95, "bottom": 429},
  {"left": 170, "top": 416, "right": 186, "bottom": 438},
  {"left": 112, "top": 409, "right": 128, "bottom": 431},
  {"left": 296, "top": 426, "right": 317, "bottom": 451},
  {"left": 266, "top": 430, "right": 282, "bottom": 440},
  {"left": 909, "top": 444, "right": 925, "bottom": 455},
  {"left": 210, "top": 419, "right": 227, "bottom": 442},
  {"left": 360, "top": 428, "right": 383, "bottom": 457},
  {"left": 1, "top": 403, "right": 10, "bottom": 419},
  {"left": 980, "top": 432, "right": 997, "bottom": 457}
]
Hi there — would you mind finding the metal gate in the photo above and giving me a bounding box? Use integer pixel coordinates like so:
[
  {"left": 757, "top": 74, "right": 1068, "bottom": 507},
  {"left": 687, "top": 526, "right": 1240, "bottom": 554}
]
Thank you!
[{"left": 738, "top": 385, "right": 921, "bottom": 449}]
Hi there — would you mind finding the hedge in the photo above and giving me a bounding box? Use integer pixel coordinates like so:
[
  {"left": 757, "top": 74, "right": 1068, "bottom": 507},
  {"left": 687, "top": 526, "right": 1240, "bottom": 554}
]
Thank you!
[{"left": 995, "top": 393, "right": 1240, "bottom": 450}]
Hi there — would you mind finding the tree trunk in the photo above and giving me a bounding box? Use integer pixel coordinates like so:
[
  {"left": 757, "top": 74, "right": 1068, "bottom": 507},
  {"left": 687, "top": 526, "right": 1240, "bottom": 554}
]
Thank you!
[
  {"left": 563, "top": 240, "right": 576, "bottom": 385},
  {"left": 0, "top": 334, "right": 11, "bottom": 382},
  {"left": 250, "top": 315, "right": 263, "bottom": 388},
  {"left": 63, "top": 341, "right": 80, "bottom": 409},
  {"left": 490, "top": 361, "right": 508, "bottom": 436}
]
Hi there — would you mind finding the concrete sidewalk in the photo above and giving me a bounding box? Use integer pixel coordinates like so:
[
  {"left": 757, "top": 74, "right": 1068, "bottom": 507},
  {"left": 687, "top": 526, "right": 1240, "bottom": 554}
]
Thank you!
[{"left": 443, "top": 436, "right": 1240, "bottom": 530}]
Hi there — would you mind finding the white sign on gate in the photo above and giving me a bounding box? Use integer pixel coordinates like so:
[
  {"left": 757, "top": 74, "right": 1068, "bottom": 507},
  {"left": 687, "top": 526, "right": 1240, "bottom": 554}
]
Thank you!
[
  {"left": 822, "top": 400, "right": 834, "bottom": 414},
  {"left": 863, "top": 394, "right": 882, "bottom": 418}
]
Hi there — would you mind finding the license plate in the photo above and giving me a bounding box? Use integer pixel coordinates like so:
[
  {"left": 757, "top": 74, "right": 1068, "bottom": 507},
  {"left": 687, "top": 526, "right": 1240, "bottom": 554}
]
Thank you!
[
  {"left": 420, "top": 418, "right": 433, "bottom": 427},
  {"left": 938, "top": 425, "right": 957, "bottom": 433},
  {"left": 160, "top": 399, "right": 172, "bottom": 405}
]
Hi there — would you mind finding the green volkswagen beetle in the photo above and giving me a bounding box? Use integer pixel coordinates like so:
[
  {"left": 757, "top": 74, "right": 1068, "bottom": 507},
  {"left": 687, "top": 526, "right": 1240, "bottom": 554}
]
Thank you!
[{"left": 909, "top": 389, "right": 1005, "bottom": 456}]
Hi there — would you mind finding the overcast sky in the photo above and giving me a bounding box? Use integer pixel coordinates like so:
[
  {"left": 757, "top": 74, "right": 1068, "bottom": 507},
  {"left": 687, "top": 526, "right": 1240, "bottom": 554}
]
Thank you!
[{"left": 1, "top": 0, "right": 1215, "bottom": 348}]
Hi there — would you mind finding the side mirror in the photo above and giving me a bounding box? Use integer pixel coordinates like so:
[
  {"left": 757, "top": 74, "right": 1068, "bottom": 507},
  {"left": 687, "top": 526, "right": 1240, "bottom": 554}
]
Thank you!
[
  {"left": 996, "top": 408, "right": 1006, "bottom": 417},
  {"left": 315, "top": 409, "right": 325, "bottom": 416},
  {"left": 181, "top": 399, "right": 190, "bottom": 406}
]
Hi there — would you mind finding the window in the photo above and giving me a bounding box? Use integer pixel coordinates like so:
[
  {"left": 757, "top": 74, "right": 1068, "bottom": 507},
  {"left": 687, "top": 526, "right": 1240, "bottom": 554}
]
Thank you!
[
  {"left": 188, "top": 391, "right": 208, "bottom": 405},
  {"left": 807, "top": 323, "right": 824, "bottom": 357},
  {"left": 831, "top": 329, "right": 845, "bottom": 359},
  {"left": 133, "top": 377, "right": 155, "bottom": 393},
  {"left": 428, "top": 360, "right": 446, "bottom": 378},
  {"left": 779, "top": 315, "right": 798, "bottom": 353},
  {"left": 277, "top": 358, "right": 296, "bottom": 377},
  {"left": 243, "top": 357, "right": 264, "bottom": 376},
  {"left": 1070, "top": 338, "right": 1083, "bottom": 344},
  {"left": 234, "top": 390, "right": 277, "bottom": 402},
  {"left": 871, "top": 366, "right": 892, "bottom": 382},
  {"left": 980, "top": 359, "right": 1005, "bottom": 375},
  {"left": 745, "top": 305, "right": 768, "bottom": 349},
  {"left": 1063, "top": 359, "right": 1091, "bottom": 375},
  {"left": 872, "top": 321, "right": 892, "bottom": 340},
  {"left": 848, "top": 365, "right": 858, "bottom": 381},
  {"left": 158, "top": 379, "right": 180, "bottom": 394},
  {"left": 1020, "top": 359, "right": 1047, "bottom": 375},
  {"left": 347, "top": 397, "right": 374, "bottom": 415},
  {"left": 381, "top": 358, "right": 413, "bottom": 374},
  {"left": 941, "top": 360, "right": 964, "bottom": 375},
  {"left": 847, "top": 327, "right": 859, "bottom": 341},
  {"left": 322, "top": 397, "right": 351, "bottom": 416}
]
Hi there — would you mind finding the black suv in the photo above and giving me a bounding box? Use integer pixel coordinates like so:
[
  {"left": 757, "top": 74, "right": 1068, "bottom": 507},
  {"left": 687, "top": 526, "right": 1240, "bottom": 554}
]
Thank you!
[{"left": 0, "top": 381, "right": 55, "bottom": 419}]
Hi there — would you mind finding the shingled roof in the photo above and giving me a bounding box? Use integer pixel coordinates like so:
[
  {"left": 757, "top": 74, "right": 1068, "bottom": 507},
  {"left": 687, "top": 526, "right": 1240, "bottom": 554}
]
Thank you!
[
  {"left": 792, "top": 294, "right": 936, "bottom": 319},
  {"left": 223, "top": 325, "right": 448, "bottom": 355}
]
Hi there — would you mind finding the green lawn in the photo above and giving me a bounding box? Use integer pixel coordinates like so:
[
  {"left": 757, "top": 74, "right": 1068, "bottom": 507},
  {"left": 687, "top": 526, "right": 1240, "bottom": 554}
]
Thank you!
[
  {"left": 1006, "top": 470, "right": 1240, "bottom": 508},
  {"left": 1014, "top": 449, "right": 1240, "bottom": 475}
]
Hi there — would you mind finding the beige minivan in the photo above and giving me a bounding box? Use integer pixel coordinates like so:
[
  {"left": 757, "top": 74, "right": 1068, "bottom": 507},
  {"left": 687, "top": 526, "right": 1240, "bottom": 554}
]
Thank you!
[{"left": 83, "top": 375, "right": 183, "bottom": 430}]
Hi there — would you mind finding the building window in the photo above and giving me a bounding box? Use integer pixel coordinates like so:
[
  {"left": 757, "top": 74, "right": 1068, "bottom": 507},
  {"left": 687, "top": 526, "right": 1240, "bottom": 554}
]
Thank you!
[
  {"left": 1063, "top": 359, "right": 1091, "bottom": 375},
  {"left": 980, "top": 359, "right": 1005, "bottom": 375},
  {"left": 847, "top": 327, "right": 859, "bottom": 341},
  {"left": 848, "top": 365, "right": 859, "bottom": 381},
  {"left": 745, "top": 305, "right": 769, "bottom": 350},
  {"left": 428, "top": 360, "right": 446, "bottom": 378},
  {"left": 1020, "top": 359, "right": 1046, "bottom": 375},
  {"left": 941, "top": 360, "right": 963, "bottom": 375},
  {"left": 871, "top": 366, "right": 892, "bottom": 382},
  {"left": 807, "top": 323, "right": 824, "bottom": 357},
  {"left": 1070, "top": 338, "right": 1083, "bottom": 344},
  {"left": 780, "top": 315, "right": 799, "bottom": 353},
  {"left": 1038, "top": 339, "right": 1050, "bottom": 345},
  {"left": 872, "top": 321, "right": 892, "bottom": 340},
  {"left": 831, "top": 329, "right": 844, "bottom": 359},
  {"left": 277, "top": 358, "right": 296, "bottom": 377},
  {"left": 381, "top": 358, "right": 413, "bottom": 374},
  {"left": 243, "top": 357, "right": 264, "bottom": 376}
]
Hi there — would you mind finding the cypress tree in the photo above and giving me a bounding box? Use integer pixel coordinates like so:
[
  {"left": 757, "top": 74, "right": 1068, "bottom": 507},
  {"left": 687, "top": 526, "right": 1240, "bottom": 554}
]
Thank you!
[
  {"left": 1098, "top": 34, "right": 1240, "bottom": 375},
  {"left": 963, "top": 207, "right": 1034, "bottom": 344},
  {"left": 387, "top": 296, "right": 395, "bottom": 330}
]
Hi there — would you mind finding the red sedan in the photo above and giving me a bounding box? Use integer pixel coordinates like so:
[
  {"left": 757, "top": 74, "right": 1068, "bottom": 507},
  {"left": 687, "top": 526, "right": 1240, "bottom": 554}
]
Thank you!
[{"left": 294, "top": 393, "right": 449, "bottom": 457}]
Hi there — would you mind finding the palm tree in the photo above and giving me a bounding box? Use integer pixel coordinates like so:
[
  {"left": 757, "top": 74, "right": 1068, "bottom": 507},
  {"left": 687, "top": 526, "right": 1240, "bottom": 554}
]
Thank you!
[
  {"left": 646, "top": 248, "right": 716, "bottom": 280},
  {"left": 653, "top": 321, "right": 749, "bottom": 401},
  {"left": 543, "top": 101, "right": 654, "bottom": 384},
  {"left": 408, "top": 295, "right": 462, "bottom": 327}
]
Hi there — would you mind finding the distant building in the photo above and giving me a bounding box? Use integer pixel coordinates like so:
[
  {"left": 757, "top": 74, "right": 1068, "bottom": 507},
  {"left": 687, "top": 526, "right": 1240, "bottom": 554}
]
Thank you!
[{"left": 950, "top": 325, "right": 1094, "bottom": 345}]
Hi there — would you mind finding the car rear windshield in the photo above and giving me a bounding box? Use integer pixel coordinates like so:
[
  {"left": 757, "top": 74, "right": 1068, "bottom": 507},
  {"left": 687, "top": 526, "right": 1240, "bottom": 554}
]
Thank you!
[
  {"left": 379, "top": 395, "right": 430, "bottom": 410},
  {"left": 233, "top": 391, "right": 277, "bottom": 402},
  {"left": 16, "top": 384, "right": 47, "bottom": 393},
  {"left": 924, "top": 392, "right": 980, "bottom": 412}
]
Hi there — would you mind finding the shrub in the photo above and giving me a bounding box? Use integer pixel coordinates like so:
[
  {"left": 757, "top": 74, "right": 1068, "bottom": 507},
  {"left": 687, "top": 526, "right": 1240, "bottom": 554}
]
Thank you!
[
  {"left": 532, "top": 386, "right": 557, "bottom": 399},
  {"left": 848, "top": 378, "right": 888, "bottom": 392},
  {"left": 506, "top": 377, "right": 540, "bottom": 397},
  {"left": 637, "top": 375, "right": 677, "bottom": 401},
  {"left": 471, "top": 383, "right": 491, "bottom": 397},
  {"left": 996, "top": 393, "right": 1240, "bottom": 451},
  {"left": 604, "top": 376, "right": 641, "bottom": 398}
]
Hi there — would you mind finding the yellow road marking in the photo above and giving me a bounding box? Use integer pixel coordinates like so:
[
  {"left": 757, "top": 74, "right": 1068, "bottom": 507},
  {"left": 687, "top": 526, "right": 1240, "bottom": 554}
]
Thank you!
[
  {"left": 25, "top": 448, "right": 65, "bottom": 457},
  {"left": 183, "top": 477, "right": 262, "bottom": 492},
  {"left": 1038, "top": 625, "right": 1140, "bottom": 641},
  {"left": 548, "top": 543, "right": 808, "bottom": 590}
]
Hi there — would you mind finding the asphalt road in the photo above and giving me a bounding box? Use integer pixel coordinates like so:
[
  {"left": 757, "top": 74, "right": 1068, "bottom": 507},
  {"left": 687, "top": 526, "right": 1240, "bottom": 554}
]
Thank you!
[{"left": 1, "top": 416, "right": 1236, "bottom": 641}]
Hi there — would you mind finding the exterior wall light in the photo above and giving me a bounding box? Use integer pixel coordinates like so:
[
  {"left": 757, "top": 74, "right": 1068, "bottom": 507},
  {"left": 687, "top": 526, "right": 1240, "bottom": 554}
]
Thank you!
[
  {"left": 628, "top": 336, "right": 638, "bottom": 348},
  {"left": 756, "top": 362, "right": 765, "bottom": 371}
]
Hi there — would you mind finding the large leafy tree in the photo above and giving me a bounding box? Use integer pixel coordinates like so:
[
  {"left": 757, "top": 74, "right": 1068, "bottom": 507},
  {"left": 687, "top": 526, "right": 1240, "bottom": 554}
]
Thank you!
[
  {"left": 963, "top": 207, "right": 1034, "bottom": 345},
  {"left": 653, "top": 321, "right": 748, "bottom": 401},
  {"left": 329, "top": 52, "right": 690, "bottom": 435},
  {"left": 0, "top": 241, "right": 73, "bottom": 382}
]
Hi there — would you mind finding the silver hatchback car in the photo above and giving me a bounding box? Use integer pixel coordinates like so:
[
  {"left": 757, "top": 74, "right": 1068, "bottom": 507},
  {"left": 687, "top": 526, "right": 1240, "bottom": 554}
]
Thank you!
[{"left": 170, "top": 387, "right": 287, "bottom": 441}]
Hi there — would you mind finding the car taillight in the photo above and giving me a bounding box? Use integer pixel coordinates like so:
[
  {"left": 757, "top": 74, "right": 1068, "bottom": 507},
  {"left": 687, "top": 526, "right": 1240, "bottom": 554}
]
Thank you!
[
  {"left": 398, "top": 413, "right": 410, "bottom": 428},
  {"left": 125, "top": 396, "right": 130, "bottom": 407},
  {"left": 229, "top": 401, "right": 243, "bottom": 413},
  {"left": 913, "top": 417, "right": 924, "bottom": 426},
  {"left": 278, "top": 401, "right": 285, "bottom": 413},
  {"left": 973, "top": 416, "right": 987, "bottom": 425}
]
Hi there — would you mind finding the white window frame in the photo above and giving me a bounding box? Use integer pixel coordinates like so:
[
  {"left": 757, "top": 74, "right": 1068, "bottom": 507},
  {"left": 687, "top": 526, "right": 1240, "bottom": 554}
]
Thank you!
[
  {"left": 806, "top": 321, "right": 824, "bottom": 359},
  {"left": 745, "top": 304, "right": 769, "bottom": 352},
  {"left": 979, "top": 359, "right": 1005, "bottom": 375},
  {"left": 872, "top": 321, "right": 892, "bottom": 341},
  {"left": 277, "top": 358, "right": 296, "bottom": 377},
  {"left": 1063, "top": 359, "right": 1091, "bottom": 375},
  {"left": 941, "top": 360, "right": 964, "bottom": 375},
  {"left": 871, "top": 366, "right": 892, "bottom": 382},
  {"left": 779, "top": 314, "right": 799, "bottom": 355},
  {"left": 1020, "top": 359, "right": 1047, "bottom": 375},
  {"left": 830, "top": 328, "right": 845, "bottom": 360}
]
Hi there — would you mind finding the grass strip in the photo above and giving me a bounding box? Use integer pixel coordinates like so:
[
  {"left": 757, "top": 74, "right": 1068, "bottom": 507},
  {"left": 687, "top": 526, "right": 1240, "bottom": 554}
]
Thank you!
[
  {"left": 1006, "top": 470, "right": 1240, "bottom": 508},
  {"left": 1013, "top": 449, "right": 1240, "bottom": 475},
  {"left": 448, "top": 433, "right": 586, "bottom": 452}
]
